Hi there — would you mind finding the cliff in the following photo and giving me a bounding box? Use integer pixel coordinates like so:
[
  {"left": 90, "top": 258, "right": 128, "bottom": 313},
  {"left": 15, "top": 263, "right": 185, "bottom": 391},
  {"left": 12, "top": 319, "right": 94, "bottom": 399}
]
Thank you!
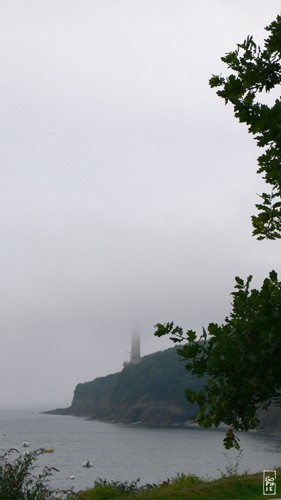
[
  {"left": 46, "top": 346, "right": 281, "bottom": 431},
  {"left": 47, "top": 347, "right": 202, "bottom": 424}
]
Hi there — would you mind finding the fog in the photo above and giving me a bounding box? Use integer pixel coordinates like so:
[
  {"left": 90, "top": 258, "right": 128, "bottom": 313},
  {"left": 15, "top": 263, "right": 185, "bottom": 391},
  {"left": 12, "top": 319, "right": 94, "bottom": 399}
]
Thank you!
[{"left": 0, "top": 0, "right": 280, "bottom": 409}]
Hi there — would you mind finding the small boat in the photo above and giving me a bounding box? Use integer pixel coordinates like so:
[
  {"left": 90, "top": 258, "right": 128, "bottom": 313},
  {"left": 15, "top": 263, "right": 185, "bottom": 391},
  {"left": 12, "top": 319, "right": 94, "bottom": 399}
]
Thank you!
[
  {"left": 21, "top": 441, "right": 29, "bottom": 448},
  {"left": 41, "top": 447, "right": 54, "bottom": 453},
  {"left": 82, "top": 460, "right": 93, "bottom": 468}
]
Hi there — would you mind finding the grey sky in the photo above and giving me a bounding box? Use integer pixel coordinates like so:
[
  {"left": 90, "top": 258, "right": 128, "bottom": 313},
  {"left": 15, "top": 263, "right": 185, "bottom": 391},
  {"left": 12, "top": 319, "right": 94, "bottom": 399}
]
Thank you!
[{"left": 0, "top": 1, "right": 280, "bottom": 408}]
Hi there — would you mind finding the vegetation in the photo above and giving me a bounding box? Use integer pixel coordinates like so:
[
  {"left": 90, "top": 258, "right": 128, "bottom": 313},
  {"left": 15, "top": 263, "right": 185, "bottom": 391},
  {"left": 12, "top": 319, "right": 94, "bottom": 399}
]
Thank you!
[
  {"left": 0, "top": 448, "right": 73, "bottom": 499},
  {"left": 69, "top": 469, "right": 281, "bottom": 500},
  {"left": 51, "top": 347, "right": 203, "bottom": 425},
  {"left": 210, "top": 14, "right": 281, "bottom": 240},
  {"left": 155, "top": 271, "right": 281, "bottom": 449},
  {"left": 71, "top": 478, "right": 155, "bottom": 499},
  {"left": 155, "top": 13, "right": 281, "bottom": 449}
]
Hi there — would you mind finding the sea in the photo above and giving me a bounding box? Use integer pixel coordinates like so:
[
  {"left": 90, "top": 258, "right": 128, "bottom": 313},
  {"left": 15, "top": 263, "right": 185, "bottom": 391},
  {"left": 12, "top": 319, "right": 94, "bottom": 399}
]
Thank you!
[{"left": 0, "top": 408, "right": 281, "bottom": 494}]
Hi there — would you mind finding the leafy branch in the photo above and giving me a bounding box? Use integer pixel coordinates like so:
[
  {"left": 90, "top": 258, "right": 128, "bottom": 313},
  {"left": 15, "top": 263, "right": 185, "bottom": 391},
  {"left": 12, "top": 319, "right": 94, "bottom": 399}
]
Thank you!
[
  {"left": 155, "top": 271, "right": 281, "bottom": 449},
  {"left": 209, "top": 16, "right": 281, "bottom": 239}
]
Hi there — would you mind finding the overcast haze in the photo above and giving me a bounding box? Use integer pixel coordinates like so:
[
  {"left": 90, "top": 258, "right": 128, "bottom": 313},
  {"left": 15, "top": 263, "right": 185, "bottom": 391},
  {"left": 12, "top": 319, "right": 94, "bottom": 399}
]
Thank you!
[{"left": 1, "top": 1, "right": 280, "bottom": 409}]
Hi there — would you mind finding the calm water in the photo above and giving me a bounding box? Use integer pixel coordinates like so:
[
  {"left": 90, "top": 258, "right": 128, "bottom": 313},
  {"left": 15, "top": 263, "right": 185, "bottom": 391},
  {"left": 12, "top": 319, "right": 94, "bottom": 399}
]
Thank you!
[{"left": 0, "top": 408, "right": 281, "bottom": 493}]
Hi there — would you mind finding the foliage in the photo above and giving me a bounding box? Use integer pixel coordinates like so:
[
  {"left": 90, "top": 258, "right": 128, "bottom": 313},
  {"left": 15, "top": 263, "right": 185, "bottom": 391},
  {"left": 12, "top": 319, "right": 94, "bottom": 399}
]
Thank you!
[
  {"left": 155, "top": 270, "right": 281, "bottom": 449},
  {"left": 209, "top": 15, "right": 281, "bottom": 240},
  {"left": 0, "top": 448, "right": 74, "bottom": 499}
]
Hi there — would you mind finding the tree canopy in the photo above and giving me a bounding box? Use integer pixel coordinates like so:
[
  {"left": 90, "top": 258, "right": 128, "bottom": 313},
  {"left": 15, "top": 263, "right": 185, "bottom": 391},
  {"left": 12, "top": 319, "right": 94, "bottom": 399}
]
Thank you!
[
  {"left": 155, "top": 14, "right": 281, "bottom": 449},
  {"left": 209, "top": 15, "right": 281, "bottom": 240}
]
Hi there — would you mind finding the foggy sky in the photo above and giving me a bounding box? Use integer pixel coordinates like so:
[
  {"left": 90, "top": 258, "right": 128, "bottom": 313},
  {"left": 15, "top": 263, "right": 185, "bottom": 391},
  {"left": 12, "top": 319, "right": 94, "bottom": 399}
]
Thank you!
[{"left": 1, "top": 0, "right": 280, "bottom": 409}]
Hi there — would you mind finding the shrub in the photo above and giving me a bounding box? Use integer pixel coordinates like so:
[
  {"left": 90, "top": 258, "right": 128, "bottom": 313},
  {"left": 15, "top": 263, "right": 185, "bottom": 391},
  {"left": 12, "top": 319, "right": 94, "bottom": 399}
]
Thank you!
[{"left": 0, "top": 448, "right": 74, "bottom": 499}]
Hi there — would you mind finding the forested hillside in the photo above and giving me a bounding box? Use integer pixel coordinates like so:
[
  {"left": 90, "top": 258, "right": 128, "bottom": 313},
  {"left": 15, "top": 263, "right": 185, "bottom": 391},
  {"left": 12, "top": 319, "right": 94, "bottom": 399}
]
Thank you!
[{"left": 47, "top": 347, "right": 203, "bottom": 424}]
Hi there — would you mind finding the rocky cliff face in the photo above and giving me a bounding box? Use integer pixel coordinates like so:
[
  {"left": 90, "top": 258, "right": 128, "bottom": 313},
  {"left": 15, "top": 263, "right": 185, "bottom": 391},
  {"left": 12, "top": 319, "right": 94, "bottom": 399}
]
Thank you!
[
  {"left": 47, "top": 347, "right": 201, "bottom": 424},
  {"left": 46, "top": 346, "right": 281, "bottom": 433}
]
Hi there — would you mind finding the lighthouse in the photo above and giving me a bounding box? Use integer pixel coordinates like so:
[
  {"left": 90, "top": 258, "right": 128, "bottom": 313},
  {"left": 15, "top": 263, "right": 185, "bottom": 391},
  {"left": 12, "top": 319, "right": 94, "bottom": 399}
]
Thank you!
[
  {"left": 130, "top": 330, "right": 141, "bottom": 364},
  {"left": 123, "top": 330, "right": 141, "bottom": 368}
]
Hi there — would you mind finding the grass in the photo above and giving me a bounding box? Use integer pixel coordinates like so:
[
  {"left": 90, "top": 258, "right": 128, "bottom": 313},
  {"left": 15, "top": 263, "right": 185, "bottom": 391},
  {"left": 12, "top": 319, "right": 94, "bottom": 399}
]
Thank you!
[{"left": 70, "top": 469, "right": 281, "bottom": 500}]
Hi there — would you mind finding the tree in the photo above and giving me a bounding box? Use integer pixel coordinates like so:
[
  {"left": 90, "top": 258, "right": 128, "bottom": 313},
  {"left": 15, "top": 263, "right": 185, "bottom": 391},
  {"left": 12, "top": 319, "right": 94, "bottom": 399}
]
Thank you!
[
  {"left": 209, "top": 15, "right": 281, "bottom": 240},
  {"left": 155, "top": 271, "right": 281, "bottom": 449},
  {"left": 154, "top": 14, "right": 281, "bottom": 449}
]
